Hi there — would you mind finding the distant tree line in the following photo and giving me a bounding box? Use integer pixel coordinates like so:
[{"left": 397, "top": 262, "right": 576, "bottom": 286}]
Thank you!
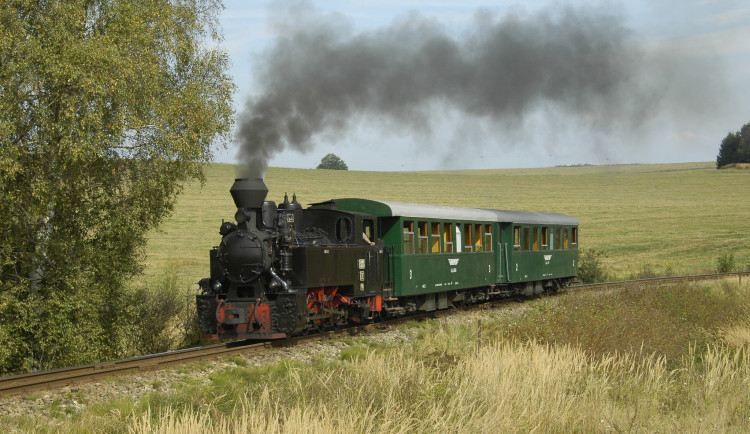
[{"left": 716, "top": 122, "right": 750, "bottom": 168}]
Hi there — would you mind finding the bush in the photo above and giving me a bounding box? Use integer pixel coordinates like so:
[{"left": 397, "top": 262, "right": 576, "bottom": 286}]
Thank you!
[
  {"left": 123, "top": 270, "right": 202, "bottom": 356},
  {"left": 577, "top": 248, "right": 610, "bottom": 283},
  {"left": 716, "top": 253, "right": 736, "bottom": 273}
]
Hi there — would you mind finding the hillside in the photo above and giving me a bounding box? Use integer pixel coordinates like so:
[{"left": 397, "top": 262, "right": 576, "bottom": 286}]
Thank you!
[{"left": 141, "top": 162, "right": 749, "bottom": 290}]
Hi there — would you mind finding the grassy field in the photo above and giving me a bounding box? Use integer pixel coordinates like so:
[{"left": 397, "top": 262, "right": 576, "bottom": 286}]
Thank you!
[{"left": 141, "top": 161, "right": 750, "bottom": 291}]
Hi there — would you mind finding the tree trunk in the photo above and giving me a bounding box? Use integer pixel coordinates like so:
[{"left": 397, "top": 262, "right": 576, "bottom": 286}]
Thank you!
[{"left": 28, "top": 203, "right": 55, "bottom": 294}]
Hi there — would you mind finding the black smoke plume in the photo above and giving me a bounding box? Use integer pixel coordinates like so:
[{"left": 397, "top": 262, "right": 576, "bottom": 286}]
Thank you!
[{"left": 236, "top": 2, "right": 649, "bottom": 176}]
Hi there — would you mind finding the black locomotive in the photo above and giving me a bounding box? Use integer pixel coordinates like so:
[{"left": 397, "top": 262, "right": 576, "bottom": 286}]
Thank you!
[{"left": 197, "top": 178, "right": 386, "bottom": 340}]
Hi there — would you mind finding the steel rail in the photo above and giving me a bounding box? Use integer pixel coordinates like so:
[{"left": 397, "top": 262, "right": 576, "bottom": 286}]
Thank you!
[
  {"left": 0, "top": 341, "right": 271, "bottom": 397},
  {"left": 0, "top": 321, "right": 404, "bottom": 397},
  {"left": 569, "top": 271, "right": 750, "bottom": 292},
  {"left": 2, "top": 271, "right": 748, "bottom": 397}
]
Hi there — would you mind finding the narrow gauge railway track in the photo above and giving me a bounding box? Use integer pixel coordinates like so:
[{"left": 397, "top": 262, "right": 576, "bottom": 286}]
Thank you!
[
  {"left": 2, "top": 272, "right": 748, "bottom": 397},
  {"left": 0, "top": 315, "right": 413, "bottom": 397},
  {"left": 0, "top": 340, "right": 270, "bottom": 397},
  {"left": 569, "top": 271, "right": 750, "bottom": 292}
]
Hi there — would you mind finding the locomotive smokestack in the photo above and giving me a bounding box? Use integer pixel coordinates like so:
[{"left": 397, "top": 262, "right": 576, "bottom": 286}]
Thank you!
[{"left": 230, "top": 178, "right": 268, "bottom": 210}]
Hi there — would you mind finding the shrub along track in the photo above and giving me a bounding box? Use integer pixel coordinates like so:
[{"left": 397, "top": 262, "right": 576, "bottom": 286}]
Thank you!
[{"left": 2, "top": 272, "right": 748, "bottom": 399}]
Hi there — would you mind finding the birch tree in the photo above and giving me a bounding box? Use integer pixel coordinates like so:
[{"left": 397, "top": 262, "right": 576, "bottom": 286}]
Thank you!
[{"left": 0, "top": 0, "right": 234, "bottom": 373}]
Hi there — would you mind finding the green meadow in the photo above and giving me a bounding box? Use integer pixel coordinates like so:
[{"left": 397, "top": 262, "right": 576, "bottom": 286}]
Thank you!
[{"left": 142, "top": 161, "right": 749, "bottom": 290}]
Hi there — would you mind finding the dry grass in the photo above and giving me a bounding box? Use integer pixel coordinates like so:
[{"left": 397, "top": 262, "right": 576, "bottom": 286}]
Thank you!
[
  {"left": 489, "top": 279, "right": 750, "bottom": 364},
  {"left": 104, "top": 340, "right": 747, "bottom": 434},
  {"left": 720, "top": 325, "right": 750, "bottom": 348},
  {"left": 719, "top": 163, "right": 750, "bottom": 170},
  {"left": 6, "top": 280, "right": 750, "bottom": 433},
  {"left": 120, "top": 338, "right": 750, "bottom": 433}
]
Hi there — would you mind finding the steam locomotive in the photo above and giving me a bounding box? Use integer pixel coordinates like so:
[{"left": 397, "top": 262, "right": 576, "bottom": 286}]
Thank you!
[{"left": 197, "top": 178, "right": 579, "bottom": 340}]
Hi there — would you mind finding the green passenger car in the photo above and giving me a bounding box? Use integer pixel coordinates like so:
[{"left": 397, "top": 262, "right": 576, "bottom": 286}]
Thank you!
[{"left": 329, "top": 199, "right": 578, "bottom": 300}]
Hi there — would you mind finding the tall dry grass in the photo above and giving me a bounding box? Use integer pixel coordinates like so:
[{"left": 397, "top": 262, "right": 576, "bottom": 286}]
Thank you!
[
  {"left": 123, "top": 340, "right": 750, "bottom": 433},
  {"left": 120, "top": 282, "right": 750, "bottom": 433},
  {"left": 6, "top": 280, "right": 750, "bottom": 433}
]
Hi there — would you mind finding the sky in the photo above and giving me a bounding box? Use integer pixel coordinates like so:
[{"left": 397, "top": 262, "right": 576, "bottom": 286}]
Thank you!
[{"left": 215, "top": 0, "right": 750, "bottom": 172}]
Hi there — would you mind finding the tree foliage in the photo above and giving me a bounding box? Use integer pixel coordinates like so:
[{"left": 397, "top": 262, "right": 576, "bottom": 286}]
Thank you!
[
  {"left": 716, "top": 253, "right": 736, "bottom": 274},
  {"left": 316, "top": 153, "right": 349, "bottom": 170},
  {"left": 0, "top": 0, "right": 234, "bottom": 374},
  {"left": 577, "top": 249, "right": 610, "bottom": 284},
  {"left": 716, "top": 122, "right": 750, "bottom": 168}
]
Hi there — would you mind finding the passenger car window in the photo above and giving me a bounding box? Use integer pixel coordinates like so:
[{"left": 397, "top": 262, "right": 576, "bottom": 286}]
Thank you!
[
  {"left": 403, "top": 221, "right": 414, "bottom": 254},
  {"left": 431, "top": 222, "right": 441, "bottom": 253},
  {"left": 443, "top": 223, "right": 454, "bottom": 253},
  {"left": 523, "top": 227, "right": 530, "bottom": 251},
  {"left": 474, "top": 225, "right": 483, "bottom": 252},
  {"left": 464, "top": 223, "right": 473, "bottom": 252},
  {"left": 418, "top": 221, "right": 428, "bottom": 254}
]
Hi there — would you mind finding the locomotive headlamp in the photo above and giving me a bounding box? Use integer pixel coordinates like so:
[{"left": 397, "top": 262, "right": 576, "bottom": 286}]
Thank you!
[{"left": 212, "top": 280, "right": 222, "bottom": 291}]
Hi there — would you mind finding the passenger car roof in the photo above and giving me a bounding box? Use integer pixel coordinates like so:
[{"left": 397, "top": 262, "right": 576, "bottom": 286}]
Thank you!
[{"left": 312, "top": 199, "right": 578, "bottom": 226}]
